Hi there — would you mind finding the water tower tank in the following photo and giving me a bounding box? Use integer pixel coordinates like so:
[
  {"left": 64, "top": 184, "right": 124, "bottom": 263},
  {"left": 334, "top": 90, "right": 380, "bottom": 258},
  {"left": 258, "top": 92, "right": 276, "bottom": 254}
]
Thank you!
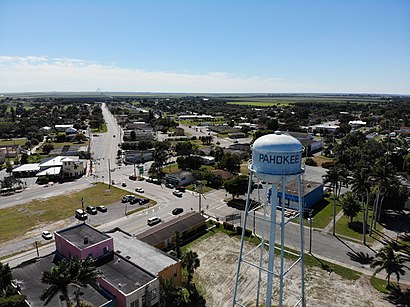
[{"left": 250, "top": 131, "right": 303, "bottom": 183}]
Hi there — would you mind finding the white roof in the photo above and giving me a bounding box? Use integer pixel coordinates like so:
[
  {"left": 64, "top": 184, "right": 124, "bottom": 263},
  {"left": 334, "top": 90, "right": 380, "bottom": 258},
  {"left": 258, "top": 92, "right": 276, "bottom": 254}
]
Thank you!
[
  {"left": 36, "top": 167, "right": 61, "bottom": 176},
  {"left": 40, "top": 156, "right": 80, "bottom": 167},
  {"left": 12, "top": 163, "right": 40, "bottom": 172},
  {"left": 349, "top": 120, "right": 367, "bottom": 125},
  {"left": 55, "top": 124, "right": 74, "bottom": 128}
]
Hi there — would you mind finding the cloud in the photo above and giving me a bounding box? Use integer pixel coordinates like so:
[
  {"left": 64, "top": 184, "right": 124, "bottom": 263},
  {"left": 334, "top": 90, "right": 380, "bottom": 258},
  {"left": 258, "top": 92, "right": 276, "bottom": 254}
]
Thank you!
[{"left": 0, "top": 55, "right": 404, "bottom": 94}]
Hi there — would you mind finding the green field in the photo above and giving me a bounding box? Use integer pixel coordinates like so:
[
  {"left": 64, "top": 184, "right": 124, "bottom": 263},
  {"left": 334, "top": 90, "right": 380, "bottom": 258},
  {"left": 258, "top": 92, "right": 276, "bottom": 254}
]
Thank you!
[
  {"left": 0, "top": 183, "right": 155, "bottom": 243},
  {"left": 0, "top": 138, "right": 27, "bottom": 146},
  {"left": 226, "top": 101, "right": 290, "bottom": 107}
]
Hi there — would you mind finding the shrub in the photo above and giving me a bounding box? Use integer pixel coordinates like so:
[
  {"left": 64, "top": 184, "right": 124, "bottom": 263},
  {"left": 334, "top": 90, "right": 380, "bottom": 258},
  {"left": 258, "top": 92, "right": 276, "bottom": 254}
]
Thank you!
[
  {"left": 305, "top": 158, "right": 317, "bottom": 166},
  {"left": 321, "top": 161, "right": 335, "bottom": 169}
]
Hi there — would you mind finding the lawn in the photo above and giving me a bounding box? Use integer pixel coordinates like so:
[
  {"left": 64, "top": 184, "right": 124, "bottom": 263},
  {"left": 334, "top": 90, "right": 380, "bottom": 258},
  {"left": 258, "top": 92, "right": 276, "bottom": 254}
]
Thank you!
[
  {"left": 0, "top": 183, "right": 155, "bottom": 243},
  {"left": 0, "top": 138, "right": 27, "bottom": 146},
  {"left": 226, "top": 101, "right": 290, "bottom": 107},
  {"left": 310, "top": 195, "right": 342, "bottom": 229},
  {"left": 311, "top": 155, "right": 334, "bottom": 167},
  {"left": 163, "top": 163, "right": 180, "bottom": 174},
  {"left": 91, "top": 122, "right": 108, "bottom": 133},
  {"left": 185, "top": 182, "right": 213, "bottom": 194}
]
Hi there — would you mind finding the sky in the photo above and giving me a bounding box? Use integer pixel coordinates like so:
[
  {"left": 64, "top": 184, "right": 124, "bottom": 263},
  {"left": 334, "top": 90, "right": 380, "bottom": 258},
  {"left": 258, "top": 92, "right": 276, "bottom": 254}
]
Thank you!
[{"left": 0, "top": 0, "right": 409, "bottom": 94}]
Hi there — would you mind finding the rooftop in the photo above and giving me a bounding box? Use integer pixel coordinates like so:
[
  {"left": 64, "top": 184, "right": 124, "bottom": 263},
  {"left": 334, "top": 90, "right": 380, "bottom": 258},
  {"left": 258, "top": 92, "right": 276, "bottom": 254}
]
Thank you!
[
  {"left": 136, "top": 212, "right": 206, "bottom": 246},
  {"left": 56, "top": 223, "right": 111, "bottom": 250},
  {"left": 108, "top": 229, "right": 178, "bottom": 276},
  {"left": 98, "top": 253, "right": 156, "bottom": 295},
  {"left": 12, "top": 254, "right": 112, "bottom": 307},
  {"left": 12, "top": 163, "right": 40, "bottom": 172}
]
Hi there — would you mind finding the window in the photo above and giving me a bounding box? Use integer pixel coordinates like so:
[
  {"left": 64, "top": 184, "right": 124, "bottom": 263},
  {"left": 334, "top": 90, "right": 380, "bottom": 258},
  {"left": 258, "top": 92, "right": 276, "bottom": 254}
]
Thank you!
[
  {"left": 103, "top": 246, "right": 109, "bottom": 254},
  {"left": 130, "top": 299, "right": 139, "bottom": 307}
]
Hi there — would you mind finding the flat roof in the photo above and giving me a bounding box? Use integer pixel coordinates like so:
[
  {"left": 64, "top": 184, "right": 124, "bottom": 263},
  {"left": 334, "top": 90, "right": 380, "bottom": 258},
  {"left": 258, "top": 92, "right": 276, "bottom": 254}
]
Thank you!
[
  {"left": 56, "top": 223, "right": 111, "bottom": 250},
  {"left": 108, "top": 230, "right": 178, "bottom": 275},
  {"left": 99, "top": 253, "right": 156, "bottom": 295},
  {"left": 12, "top": 163, "right": 40, "bottom": 172},
  {"left": 36, "top": 166, "right": 61, "bottom": 176},
  {"left": 136, "top": 212, "right": 206, "bottom": 246},
  {"left": 12, "top": 254, "right": 112, "bottom": 307}
]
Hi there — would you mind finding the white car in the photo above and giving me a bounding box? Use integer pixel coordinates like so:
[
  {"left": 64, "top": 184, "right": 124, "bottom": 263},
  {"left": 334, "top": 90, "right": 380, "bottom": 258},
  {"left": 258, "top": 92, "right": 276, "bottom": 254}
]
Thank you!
[
  {"left": 42, "top": 231, "right": 53, "bottom": 240},
  {"left": 135, "top": 187, "right": 144, "bottom": 193}
]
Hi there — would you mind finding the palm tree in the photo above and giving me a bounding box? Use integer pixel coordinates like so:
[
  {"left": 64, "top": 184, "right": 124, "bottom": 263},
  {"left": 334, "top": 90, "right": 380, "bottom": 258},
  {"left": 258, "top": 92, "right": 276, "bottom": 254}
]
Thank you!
[
  {"left": 370, "top": 244, "right": 410, "bottom": 288},
  {"left": 68, "top": 257, "right": 101, "bottom": 307},
  {"left": 323, "top": 165, "right": 347, "bottom": 236},
  {"left": 40, "top": 261, "right": 72, "bottom": 306},
  {"left": 41, "top": 257, "right": 100, "bottom": 307},
  {"left": 351, "top": 166, "right": 370, "bottom": 244},
  {"left": 370, "top": 159, "right": 397, "bottom": 232},
  {"left": 181, "top": 250, "right": 200, "bottom": 290}
]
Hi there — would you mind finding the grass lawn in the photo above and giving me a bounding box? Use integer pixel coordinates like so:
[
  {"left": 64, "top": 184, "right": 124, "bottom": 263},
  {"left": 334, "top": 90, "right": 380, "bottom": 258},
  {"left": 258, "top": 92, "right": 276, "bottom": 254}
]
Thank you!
[
  {"left": 27, "top": 153, "right": 49, "bottom": 163},
  {"left": 91, "top": 122, "right": 108, "bottom": 133},
  {"left": 0, "top": 183, "right": 155, "bottom": 243},
  {"left": 163, "top": 163, "right": 180, "bottom": 174},
  {"left": 336, "top": 209, "right": 376, "bottom": 243},
  {"left": 185, "top": 182, "right": 213, "bottom": 194},
  {"left": 311, "top": 155, "right": 334, "bottom": 167},
  {"left": 310, "top": 195, "right": 342, "bottom": 229},
  {"left": 240, "top": 162, "right": 250, "bottom": 175},
  {"left": 0, "top": 138, "right": 27, "bottom": 146},
  {"left": 226, "top": 101, "right": 290, "bottom": 107}
]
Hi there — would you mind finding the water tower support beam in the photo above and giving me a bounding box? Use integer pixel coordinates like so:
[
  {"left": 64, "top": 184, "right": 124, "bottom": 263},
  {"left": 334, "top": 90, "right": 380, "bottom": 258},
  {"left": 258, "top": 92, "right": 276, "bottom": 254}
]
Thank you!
[
  {"left": 266, "top": 182, "right": 278, "bottom": 306},
  {"left": 279, "top": 177, "right": 286, "bottom": 305},
  {"left": 232, "top": 173, "right": 254, "bottom": 307},
  {"left": 298, "top": 175, "right": 306, "bottom": 306}
]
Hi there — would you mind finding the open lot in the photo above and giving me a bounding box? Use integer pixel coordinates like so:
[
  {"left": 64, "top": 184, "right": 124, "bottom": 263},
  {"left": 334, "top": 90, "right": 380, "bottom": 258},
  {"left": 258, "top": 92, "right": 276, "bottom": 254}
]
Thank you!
[{"left": 189, "top": 231, "right": 391, "bottom": 307}]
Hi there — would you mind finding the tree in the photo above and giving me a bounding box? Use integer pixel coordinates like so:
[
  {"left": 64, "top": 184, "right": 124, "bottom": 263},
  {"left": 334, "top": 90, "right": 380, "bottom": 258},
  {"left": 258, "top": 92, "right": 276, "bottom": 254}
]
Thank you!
[
  {"left": 41, "top": 257, "right": 100, "bottom": 307},
  {"left": 323, "top": 165, "right": 347, "bottom": 236},
  {"left": 150, "top": 141, "right": 170, "bottom": 178},
  {"left": 0, "top": 261, "right": 26, "bottom": 306},
  {"left": 351, "top": 166, "right": 371, "bottom": 244},
  {"left": 224, "top": 175, "right": 249, "bottom": 199},
  {"left": 175, "top": 141, "right": 193, "bottom": 156},
  {"left": 217, "top": 152, "right": 241, "bottom": 174},
  {"left": 181, "top": 251, "right": 200, "bottom": 290},
  {"left": 341, "top": 192, "right": 361, "bottom": 223},
  {"left": 371, "top": 244, "right": 409, "bottom": 288},
  {"left": 209, "top": 146, "right": 224, "bottom": 162},
  {"left": 42, "top": 144, "right": 55, "bottom": 155},
  {"left": 40, "top": 261, "right": 72, "bottom": 306}
]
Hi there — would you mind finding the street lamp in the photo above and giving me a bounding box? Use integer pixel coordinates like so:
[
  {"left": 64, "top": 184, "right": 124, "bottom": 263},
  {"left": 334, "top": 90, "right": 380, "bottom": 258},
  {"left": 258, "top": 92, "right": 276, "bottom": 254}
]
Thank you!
[{"left": 308, "top": 211, "right": 314, "bottom": 254}]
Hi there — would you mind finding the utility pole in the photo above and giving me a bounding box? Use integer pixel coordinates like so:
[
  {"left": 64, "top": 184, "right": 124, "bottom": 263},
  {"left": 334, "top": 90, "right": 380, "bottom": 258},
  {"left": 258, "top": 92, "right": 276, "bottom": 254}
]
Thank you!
[{"left": 108, "top": 159, "right": 111, "bottom": 189}]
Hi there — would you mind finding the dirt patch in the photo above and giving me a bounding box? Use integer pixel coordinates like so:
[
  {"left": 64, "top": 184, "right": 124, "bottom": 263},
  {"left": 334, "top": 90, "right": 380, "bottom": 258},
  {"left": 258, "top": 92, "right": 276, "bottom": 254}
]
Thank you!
[{"left": 190, "top": 233, "right": 391, "bottom": 307}]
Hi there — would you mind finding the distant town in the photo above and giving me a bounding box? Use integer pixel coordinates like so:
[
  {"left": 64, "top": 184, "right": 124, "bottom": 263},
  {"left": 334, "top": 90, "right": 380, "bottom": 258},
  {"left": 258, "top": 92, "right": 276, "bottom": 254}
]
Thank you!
[{"left": 0, "top": 93, "right": 409, "bottom": 306}]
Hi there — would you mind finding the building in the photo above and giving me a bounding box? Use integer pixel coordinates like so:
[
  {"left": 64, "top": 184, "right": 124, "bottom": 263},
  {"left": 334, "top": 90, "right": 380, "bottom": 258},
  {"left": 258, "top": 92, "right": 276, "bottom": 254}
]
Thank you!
[
  {"left": 0, "top": 148, "right": 5, "bottom": 164},
  {"left": 136, "top": 212, "right": 207, "bottom": 250},
  {"left": 0, "top": 144, "right": 21, "bottom": 158},
  {"left": 174, "top": 127, "right": 185, "bottom": 136},
  {"left": 177, "top": 114, "right": 214, "bottom": 121},
  {"left": 124, "top": 150, "right": 153, "bottom": 164},
  {"left": 12, "top": 223, "right": 178, "bottom": 307},
  {"left": 268, "top": 180, "right": 324, "bottom": 211},
  {"left": 12, "top": 156, "right": 85, "bottom": 180},
  {"left": 348, "top": 120, "right": 367, "bottom": 129},
  {"left": 55, "top": 124, "right": 74, "bottom": 132},
  {"left": 285, "top": 132, "right": 323, "bottom": 155},
  {"left": 164, "top": 171, "right": 194, "bottom": 186},
  {"left": 123, "top": 130, "right": 154, "bottom": 142}
]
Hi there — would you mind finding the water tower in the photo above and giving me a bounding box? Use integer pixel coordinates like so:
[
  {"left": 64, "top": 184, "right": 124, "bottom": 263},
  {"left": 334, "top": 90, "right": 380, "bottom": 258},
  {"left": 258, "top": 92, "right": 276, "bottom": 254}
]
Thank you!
[{"left": 232, "top": 131, "right": 306, "bottom": 307}]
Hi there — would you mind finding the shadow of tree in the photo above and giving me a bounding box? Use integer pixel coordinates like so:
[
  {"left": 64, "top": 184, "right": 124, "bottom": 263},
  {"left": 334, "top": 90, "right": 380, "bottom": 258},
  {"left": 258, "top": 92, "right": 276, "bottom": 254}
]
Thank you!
[
  {"left": 385, "top": 285, "right": 410, "bottom": 305},
  {"left": 347, "top": 221, "right": 369, "bottom": 234},
  {"left": 346, "top": 251, "right": 374, "bottom": 265},
  {"left": 311, "top": 254, "right": 334, "bottom": 274}
]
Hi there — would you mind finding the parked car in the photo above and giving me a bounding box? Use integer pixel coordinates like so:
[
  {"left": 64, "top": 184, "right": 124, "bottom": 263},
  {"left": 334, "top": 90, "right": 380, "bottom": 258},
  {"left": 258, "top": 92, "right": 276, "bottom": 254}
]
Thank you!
[
  {"left": 42, "top": 231, "right": 53, "bottom": 240},
  {"left": 135, "top": 187, "right": 144, "bottom": 193},
  {"left": 146, "top": 178, "right": 153, "bottom": 183},
  {"left": 147, "top": 217, "right": 161, "bottom": 226},
  {"left": 152, "top": 179, "right": 161, "bottom": 185},
  {"left": 165, "top": 183, "right": 174, "bottom": 189},
  {"left": 75, "top": 209, "right": 88, "bottom": 220},
  {"left": 86, "top": 205, "right": 97, "bottom": 215},
  {"left": 140, "top": 198, "right": 150, "bottom": 205},
  {"left": 122, "top": 195, "right": 134, "bottom": 203},
  {"left": 130, "top": 197, "right": 143, "bottom": 205},
  {"left": 175, "top": 186, "right": 186, "bottom": 192},
  {"left": 97, "top": 205, "right": 107, "bottom": 212},
  {"left": 122, "top": 182, "right": 127, "bottom": 187},
  {"left": 173, "top": 190, "right": 183, "bottom": 197},
  {"left": 172, "top": 207, "right": 184, "bottom": 215}
]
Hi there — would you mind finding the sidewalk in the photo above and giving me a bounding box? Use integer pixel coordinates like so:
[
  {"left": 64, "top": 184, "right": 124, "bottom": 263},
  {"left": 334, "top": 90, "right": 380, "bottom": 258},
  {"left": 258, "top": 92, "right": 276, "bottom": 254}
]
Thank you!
[{"left": 321, "top": 210, "right": 344, "bottom": 234}]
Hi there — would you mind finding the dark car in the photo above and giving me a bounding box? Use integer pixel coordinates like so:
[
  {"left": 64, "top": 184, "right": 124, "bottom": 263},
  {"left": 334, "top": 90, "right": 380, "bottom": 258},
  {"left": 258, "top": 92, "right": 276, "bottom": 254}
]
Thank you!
[
  {"left": 139, "top": 198, "right": 150, "bottom": 205},
  {"left": 86, "top": 206, "right": 97, "bottom": 215},
  {"left": 175, "top": 186, "right": 186, "bottom": 192},
  {"left": 165, "top": 183, "right": 174, "bottom": 189},
  {"left": 172, "top": 207, "right": 184, "bottom": 215},
  {"left": 173, "top": 190, "right": 183, "bottom": 197},
  {"left": 97, "top": 205, "right": 107, "bottom": 212},
  {"left": 130, "top": 197, "right": 142, "bottom": 205}
]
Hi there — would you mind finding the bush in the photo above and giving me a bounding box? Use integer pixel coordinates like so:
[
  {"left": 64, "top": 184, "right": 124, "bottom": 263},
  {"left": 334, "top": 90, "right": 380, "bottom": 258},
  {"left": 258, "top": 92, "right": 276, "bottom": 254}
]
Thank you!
[
  {"left": 305, "top": 158, "right": 317, "bottom": 166},
  {"left": 223, "top": 222, "right": 234, "bottom": 231},
  {"left": 322, "top": 161, "right": 335, "bottom": 169}
]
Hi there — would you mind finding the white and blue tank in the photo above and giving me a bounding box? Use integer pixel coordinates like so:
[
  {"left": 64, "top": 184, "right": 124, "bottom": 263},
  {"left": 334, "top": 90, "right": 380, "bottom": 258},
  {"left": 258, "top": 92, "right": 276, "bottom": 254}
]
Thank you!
[{"left": 250, "top": 131, "right": 304, "bottom": 183}]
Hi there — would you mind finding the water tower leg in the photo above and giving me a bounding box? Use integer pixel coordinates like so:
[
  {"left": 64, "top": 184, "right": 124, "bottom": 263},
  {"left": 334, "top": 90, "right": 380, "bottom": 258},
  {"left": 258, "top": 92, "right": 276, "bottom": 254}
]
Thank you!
[
  {"left": 279, "top": 177, "right": 286, "bottom": 306},
  {"left": 232, "top": 174, "right": 254, "bottom": 306},
  {"left": 298, "top": 175, "right": 306, "bottom": 306},
  {"left": 266, "top": 183, "right": 278, "bottom": 306}
]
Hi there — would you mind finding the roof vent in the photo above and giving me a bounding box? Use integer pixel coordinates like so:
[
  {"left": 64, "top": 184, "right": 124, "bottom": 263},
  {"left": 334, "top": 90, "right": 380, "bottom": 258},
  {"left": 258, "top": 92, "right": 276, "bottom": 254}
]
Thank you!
[
  {"left": 118, "top": 283, "right": 122, "bottom": 288},
  {"left": 83, "top": 236, "right": 88, "bottom": 244}
]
